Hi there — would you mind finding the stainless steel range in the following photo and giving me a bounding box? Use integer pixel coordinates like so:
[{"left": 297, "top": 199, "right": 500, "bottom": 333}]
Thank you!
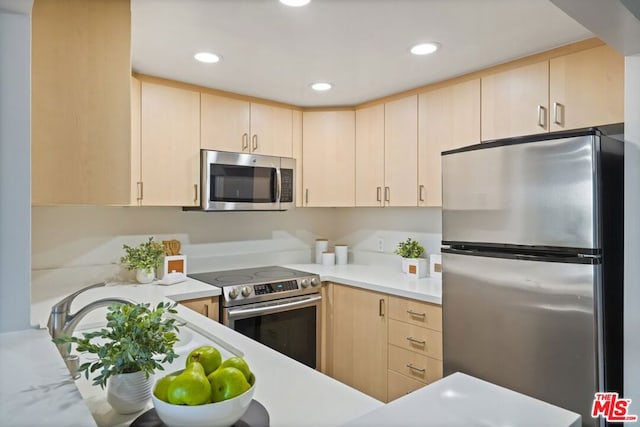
[{"left": 189, "top": 266, "right": 322, "bottom": 369}]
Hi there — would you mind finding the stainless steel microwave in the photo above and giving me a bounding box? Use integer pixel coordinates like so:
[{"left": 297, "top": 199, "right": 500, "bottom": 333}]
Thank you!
[{"left": 195, "top": 150, "right": 295, "bottom": 211}]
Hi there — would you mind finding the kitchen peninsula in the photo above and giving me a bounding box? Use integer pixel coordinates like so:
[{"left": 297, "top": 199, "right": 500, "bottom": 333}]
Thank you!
[{"left": 7, "top": 265, "right": 581, "bottom": 427}]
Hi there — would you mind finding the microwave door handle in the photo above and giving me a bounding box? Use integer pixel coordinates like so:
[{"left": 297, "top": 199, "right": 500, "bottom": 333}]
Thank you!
[
  {"left": 227, "top": 295, "right": 322, "bottom": 319},
  {"left": 275, "top": 167, "right": 282, "bottom": 204}
]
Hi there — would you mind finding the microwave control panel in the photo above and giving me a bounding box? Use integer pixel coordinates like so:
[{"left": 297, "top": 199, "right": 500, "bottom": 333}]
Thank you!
[{"left": 280, "top": 169, "right": 294, "bottom": 203}]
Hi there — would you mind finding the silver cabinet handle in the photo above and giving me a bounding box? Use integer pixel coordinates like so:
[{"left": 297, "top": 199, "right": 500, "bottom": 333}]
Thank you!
[
  {"left": 384, "top": 186, "right": 390, "bottom": 203},
  {"left": 406, "top": 336, "right": 426, "bottom": 346},
  {"left": 204, "top": 303, "right": 209, "bottom": 318},
  {"left": 537, "top": 105, "right": 546, "bottom": 129},
  {"left": 406, "top": 363, "right": 426, "bottom": 373},
  {"left": 406, "top": 309, "right": 426, "bottom": 318},
  {"left": 305, "top": 188, "right": 309, "bottom": 205},
  {"left": 419, "top": 185, "right": 425, "bottom": 202},
  {"left": 242, "top": 133, "right": 249, "bottom": 151},
  {"left": 379, "top": 298, "right": 385, "bottom": 317},
  {"left": 376, "top": 186, "right": 382, "bottom": 202},
  {"left": 553, "top": 102, "right": 563, "bottom": 126},
  {"left": 137, "top": 182, "right": 143, "bottom": 201},
  {"left": 194, "top": 184, "right": 198, "bottom": 203},
  {"left": 252, "top": 134, "right": 258, "bottom": 151}
]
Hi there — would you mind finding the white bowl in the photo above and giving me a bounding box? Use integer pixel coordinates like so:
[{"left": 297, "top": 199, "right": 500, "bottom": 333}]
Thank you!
[{"left": 151, "top": 373, "right": 255, "bottom": 427}]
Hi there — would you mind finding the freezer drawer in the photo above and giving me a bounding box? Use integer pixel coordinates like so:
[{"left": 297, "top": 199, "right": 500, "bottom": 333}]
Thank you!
[
  {"left": 443, "top": 252, "right": 600, "bottom": 426},
  {"left": 442, "top": 134, "right": 598, "bottom": 249}
]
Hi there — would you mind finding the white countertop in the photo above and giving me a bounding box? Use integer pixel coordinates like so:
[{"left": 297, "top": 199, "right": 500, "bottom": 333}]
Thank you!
[
  {"left": 343, "top": 372, "right": 581, "bottom": 427},
  {"left": 0, "top": 328, "right": 96, "bottom": 427},
  {"left": 284, "top": 263, "right": 442, "bottom": 305}
]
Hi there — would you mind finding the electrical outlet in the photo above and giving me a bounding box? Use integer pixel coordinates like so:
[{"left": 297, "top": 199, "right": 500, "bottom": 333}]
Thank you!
[{"left": 377, "top": 238, "right": 384, "bottom": 252}]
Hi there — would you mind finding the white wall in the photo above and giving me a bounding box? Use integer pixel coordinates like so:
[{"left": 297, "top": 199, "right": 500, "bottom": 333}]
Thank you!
[
  {"left": 624, "top": 54, "right": 640, "bottom": 412},
  {"left": 0, "top": 9, "right": 32, "bottom": 333}
]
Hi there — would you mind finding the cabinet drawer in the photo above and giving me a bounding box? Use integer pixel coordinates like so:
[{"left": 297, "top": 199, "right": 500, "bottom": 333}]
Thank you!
[
  {"left": 388, "top": 344, "right": 442, "bottom": 384},
  {"left": 387, "top": 369, "right": 425, "bottom": 402},
  {"left": 388, "top": 319, "right": 442, "bottom": 360},
  {"left": 388, "top": 296, "right": 442, "bottom": 331}
]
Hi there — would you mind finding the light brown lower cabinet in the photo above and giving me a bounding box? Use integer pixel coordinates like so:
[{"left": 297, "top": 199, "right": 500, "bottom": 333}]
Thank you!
[
  {"left": 326, "top": 283, "right": 443, "bottom": 403},
  {"left": 179, "top": 296, "right": 219, "bottom": 322}
]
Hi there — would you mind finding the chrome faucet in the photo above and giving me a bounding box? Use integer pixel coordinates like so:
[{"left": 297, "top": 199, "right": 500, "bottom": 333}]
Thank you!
[{"left": 47, "top": 282, "right": 135, "bottom": 364}]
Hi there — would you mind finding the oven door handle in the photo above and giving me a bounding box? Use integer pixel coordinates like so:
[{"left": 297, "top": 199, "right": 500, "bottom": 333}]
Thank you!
[{"left": 227, "top": 295, "right": 321, "bottom": 319}]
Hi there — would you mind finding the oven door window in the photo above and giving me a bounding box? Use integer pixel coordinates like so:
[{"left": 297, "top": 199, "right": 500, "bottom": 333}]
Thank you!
[
  {"left": 209, "top": 164, "right": 276, "bottom": 203},
  {"left": 233, "top": 306, "right": 317, "bottom": 369}
]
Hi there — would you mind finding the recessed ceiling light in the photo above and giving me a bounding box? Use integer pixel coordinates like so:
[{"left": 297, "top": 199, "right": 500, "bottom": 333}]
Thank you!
[
  {"left": 410, "top": 42, "right": 440, "bottom": 56},
  {"left": 310, "top": 82, "right": 332, "bottom": 92},
  {"left": 280, "top": 0, "right": 311, "bottom": 6},
  {"left": 194, "top": 52, "right": 221, "bottom": 63}
]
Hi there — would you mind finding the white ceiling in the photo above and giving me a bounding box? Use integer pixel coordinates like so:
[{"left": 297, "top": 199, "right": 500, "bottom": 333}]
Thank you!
[{"left": 131, "top": 0, "right": 593, "bottom": 107}]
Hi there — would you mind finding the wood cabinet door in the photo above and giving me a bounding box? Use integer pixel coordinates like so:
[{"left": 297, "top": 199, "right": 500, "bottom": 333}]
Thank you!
[
  {"left": 140, "top": 82, "right": 200, "bottom": 206},
  {"left": 32, "top": 0, "right": 131, "bottom": 205},
  {"left": 418, "top": 79, "right": 480, "bottom": 207},
  {"left": 384, "top": 96, "right": 418, "bottom": 207},
  {"left": 355, "top": 104, "right": 385, "bottom": 207},
  {"left": 331, "top": 284, "right": 388, "bottom": 402},
  {"left": 250, "top": 104, "right": 293, "bottom": 157},
  {"left": 180, "top": 297, "right": 219, "bottom": 322},
  {"left": 201, "top": 93, "right": 250, "bottom": 152},
  {"left": 550, "top": 45, "right": 624, "bottom": 131},
  {"left": 481, "top": 61, "right": 549, "bottom": 141},
  {"left": 131, "top": 76, "right": 142, "bottom": 206},
  {"left": 292, "top": 110, "right": 304, "bottom": 207},
  {"left": 302, "top": 111, "right": 355, "bottom": 207}
]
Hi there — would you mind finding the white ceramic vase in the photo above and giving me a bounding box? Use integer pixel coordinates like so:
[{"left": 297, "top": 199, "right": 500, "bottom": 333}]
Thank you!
[
  {"left": 106, "top": 371, "right": 153, "bottom": 414},
  {"left": 135, "top": 268, "right": 155, "bottom": 284}
]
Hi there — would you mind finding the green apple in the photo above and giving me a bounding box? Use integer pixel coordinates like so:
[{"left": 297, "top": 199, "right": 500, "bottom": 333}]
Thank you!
[
  {"left": 219, "top": 356, "right": 252, "bottom": 381},
  {"left": 153, "top": 374, "right": 177, "bottom": 402},
  {"left": 208, "top": 367, "right": 251, "bottom": 402},
  {"left": 186, "top": 345, "right": 222, "bottom": 376}
]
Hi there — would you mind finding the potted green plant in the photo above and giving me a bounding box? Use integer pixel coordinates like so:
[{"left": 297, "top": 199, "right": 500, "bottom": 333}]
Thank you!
[
  {"left": 120, "top": 237, "right": 166, "bottom": 283},
  {"left": 53, "top": 301, "right": 181, "bottom": 414},
  {"left": 394, "top": 238, "right": 427, "bottom": 277}
]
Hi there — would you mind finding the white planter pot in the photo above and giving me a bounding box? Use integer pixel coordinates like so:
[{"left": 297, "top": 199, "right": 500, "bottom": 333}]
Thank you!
[
  {"left": 402, "top": 258, "right": 428, "bottom": 278},
  {"left": 135, "top": 268, "right": 155, "bottom": 284},
  {"left": 107, "top": 371, "right": 153, "bottom": 414},
  {"left": 401, "top": 258, "right": 410, "bottom": 273}
]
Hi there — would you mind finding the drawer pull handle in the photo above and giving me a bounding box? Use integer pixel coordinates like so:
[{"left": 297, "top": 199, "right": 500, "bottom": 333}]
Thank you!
[
  {"left": 406, "top": 363, "right": 426, "bottom": 373},
  {"left": 406, "top": 336, "right": 426, "bottom": 346},
  {"left": 406, "top": 310, "right": 426, "bottom": 317}
]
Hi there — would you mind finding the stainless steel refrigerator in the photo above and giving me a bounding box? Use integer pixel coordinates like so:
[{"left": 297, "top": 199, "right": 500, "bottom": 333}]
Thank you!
[{"left": 441, "top": 125, "right": 624, "bottom": 427}]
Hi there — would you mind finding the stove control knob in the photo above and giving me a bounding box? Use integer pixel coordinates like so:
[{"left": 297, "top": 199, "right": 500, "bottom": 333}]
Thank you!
[
  {"left": 228, "top": 287, "right": 240, "bottom": 299},
  {"left": 300, "top": 279, "right": 310, "bottom": 288},
  {"left": 241, "top": 286, "right": 252, "bottom": 297},
  {"left": 310, "top": 277, "right": 320, "bottom": 287}
]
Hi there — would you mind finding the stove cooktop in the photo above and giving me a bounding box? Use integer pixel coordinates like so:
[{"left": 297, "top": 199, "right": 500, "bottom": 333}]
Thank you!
[
  {"left": 188, "top": 266, "right": 314, "bottom": 288},
  {"left": 189, "top": 266, "right": 321, "bottom": 307}
]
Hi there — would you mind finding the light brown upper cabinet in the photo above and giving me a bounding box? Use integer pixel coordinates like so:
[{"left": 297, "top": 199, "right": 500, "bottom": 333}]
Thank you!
[
  {"left": 32, "top": 0, "right": 132, "bottom": 205},
  {"left": 418, "top": 79, "right": 481, "bottom": 207},
  {"left": 481, "top": 61, "right": 549, "bottom": 141},
  {"left": 355, "top": 104, "right": 385, "bottom": 207},
  {"left": 139, "top": 82, "right": 200, "bottom": 206},
  {"left": 549, "top": 45, "right": 624, "bottom": 131},
  {"left": 201, "top": 94, "right": 293, "bottom": 157},
  {"left": 292, "top": 110, "right": 304, "bottom": 207},
  {"left": 302, "top": 111, "right": 356, "bottom": 207},
  {"left": 384, "top": 96, "right": 419, "bottom": 207}
]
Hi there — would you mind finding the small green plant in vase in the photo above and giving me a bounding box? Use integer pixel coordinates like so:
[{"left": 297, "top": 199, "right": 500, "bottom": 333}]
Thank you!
[
  {"left": 394, "top": 238, "right": 427, "bottom": 277},
  {"left": 120, "top": 236, "right": 165, "bottom": 283},
  {"left": 52, "top": 301, "right": 181, "bottom": 414}
]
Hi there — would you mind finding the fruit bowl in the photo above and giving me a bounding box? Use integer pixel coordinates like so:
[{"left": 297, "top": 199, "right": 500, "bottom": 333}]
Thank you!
[{"left": 151, "top": 371, "right": 256, "bottom": 427}]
